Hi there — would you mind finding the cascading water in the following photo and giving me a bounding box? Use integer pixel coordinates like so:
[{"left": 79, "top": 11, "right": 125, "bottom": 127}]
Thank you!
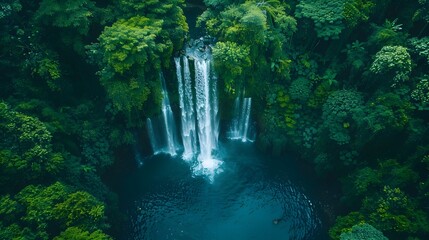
[
  {"left": 146, "top": 118, "right": 158, "bottom": 154},
  {"left": 146, "top": 74, "right": 181, "bottom": 156},
  {"left": 173, "top": 39, "right": 222, "bottom": 181},
  {"left": 227, "top": 96, "right": 255, "bottom": 142},
  {"left": 193, "top": 57, "right": 222, "bottom": 179},
  {"left": 194, "top": 59, "right": 215, "bottom": 159},
  {"left": 160, "top": 73, "right": 181, "bottom": 155},
  {"left": 147, "top": 38, "right": 222, "bottom": 181},
  {"left": 174, "top": 57, "right": 197, "bottom": 160}
]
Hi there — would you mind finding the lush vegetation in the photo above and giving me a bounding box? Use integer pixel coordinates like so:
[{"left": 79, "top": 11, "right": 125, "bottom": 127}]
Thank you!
[
  {"left": 0, "top": 0, "right": 187, "bottom": 238},
  {"left": 1, "top": 0, "right": 429, "bottom": 239}
]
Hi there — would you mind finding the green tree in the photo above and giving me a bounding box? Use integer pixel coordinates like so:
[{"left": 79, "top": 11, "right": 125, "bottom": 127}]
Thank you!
[
  {"left": 350, "top": 167, "right": 382, "bottom": 196},
  {"left": 340, "top": 223, "right": 388, "bottom": 240},
  {"left": 344, "top": 40, "right": 369, "bottom": 71},
  {"left": 295, "top": 0, "right": 347, "bottom": 40},
  {"left": 363, "top": 186, "right": 429, "bottom": 235},
  {"left": 0, "top": 195, "right": 19, "bottom": 224},
  {"left": 411, "top": 75, "right": 429, "bottom": 110},
  {"left": 199, "top": 0, "right": 296, "bottom": 93},
  {"left": 114, "top": 0, "right": 188, "bottom": 50},
  {"left": 254, "top": 0, "right": 296, "bottom": 39},
  {"left": 368, "top": 19, "right": 408, "bottom": 48},
  {"left": 259, "top": 84, "right": 297, "bottom": 155},
  {"left": 54, "top": 227, "right": 112, "bottom": 240},
  {"left": 81, "top": 120, "right": 113, "bottom": 170},
  {"left": 53, "top": 191, "right": 106, "bottom": 230},
  {"left": 409, "top": 37, "right": 429, "bottom": 65},
  {"left": 289, "top": 77, "right": 312, "bottom": 102},
  {"left": 343, "top": 0, "right": 375, "bottom": 27},
  {"left": 4, "top": 182, "right": 111, "bottom": 239},
  {"left": 93, "top": 16, "right": 168, "bottom": 113},
  {"left": 330, "top": 212, "right": 366, "bottom": 240},
  {"left": 24, "top": 49, "right": 63, "bottom": 92},
  {"left": 35, "top": 0, "right": 95, "bottom": 35},
  {"left": 203, "top": 0, "right": 241, "bottom": 8},
  {"left": 16, "top": 183, "right": 68, "bottom": 229},
  {"left": 212, "top": 41, "right": 251, "bottom": 94},
  {"left": 364, "top": 92, "right": 411, "bottom": 133},
  {"left": 370, "top": 45, "right": 412, "bottom": 86},
  {"left": 322, "top": 90, "right": 364, "bottom": 145},
  {"left": 0, "top": 102, "right": 63, "bottom": 187},
  {"left": 204, "top": 2, "right": 268, "bottom": 45},
  {"left": 379, "top": 159, "right": 419, "bottom": 189},
  {"left": 0, "top": 223, "right": 37, "bottom": 240},
  {"left": 35, "top": 0, "right": 96, "bottom": 53}
]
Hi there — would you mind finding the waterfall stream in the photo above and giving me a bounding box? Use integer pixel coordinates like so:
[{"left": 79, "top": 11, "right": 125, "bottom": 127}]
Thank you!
[
  {"left": 175, "top": 45, "right": 222, "bottom": 181},
  {"left": 146, "top": 74, "right": 180, "bottom": 156},
  {"left": 174, "top": 57, "right": 197, "bottom": 160},
  {"left": 227, "top": 96, "right": 255, "bottom": 142}
]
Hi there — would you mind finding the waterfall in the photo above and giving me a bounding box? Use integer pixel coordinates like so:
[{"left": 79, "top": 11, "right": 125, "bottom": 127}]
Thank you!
[
  {"left": 194, "top": 58, "right": 222, "bottom": 180},
  {"left": 227, "top": 97, "right": 255, "bottom": 142},
  {"left": 146, "top": 74, "right": 180, "bottom": 156},
  {"left": 146, "top": 37, "right": 223, "bottom": 181},
  {"left": 160, "top": 73, "right": 181, "bottom": 155},
  {"left": 175, "top": 57, "right": 197, "bottom": 160},
  {"left": 175, "top": 43, "right": 222, "bottom": 181},
  {"left": 194, "top": 59, "right": 218, "bottom": 160},
  {"left": 146, "top": 118, "right": 159, "bottom": 154}
]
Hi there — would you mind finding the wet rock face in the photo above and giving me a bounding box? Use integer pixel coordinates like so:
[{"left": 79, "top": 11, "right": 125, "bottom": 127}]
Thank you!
[
  {"left": 188, "top": 36, "right": 216, "bottom": 48},
  {"left": 184, "top": 36, "right": 216, "bottom": 60}
]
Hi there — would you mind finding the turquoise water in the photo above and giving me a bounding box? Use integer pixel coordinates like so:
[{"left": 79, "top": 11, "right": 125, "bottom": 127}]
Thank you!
[{"left": 123, "top": 141, "right": 326, "bottom": 240}]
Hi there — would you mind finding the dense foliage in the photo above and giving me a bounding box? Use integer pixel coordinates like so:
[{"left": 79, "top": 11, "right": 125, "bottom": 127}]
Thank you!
[
  {"left": 1, "top": 0, "right": 429, "bottom": 239},
  {"left": 0, "top": 0, "right": 187, "bottom": 238},
  {"left": 199, "top": 0, "right": 429, "bottom": 239}
]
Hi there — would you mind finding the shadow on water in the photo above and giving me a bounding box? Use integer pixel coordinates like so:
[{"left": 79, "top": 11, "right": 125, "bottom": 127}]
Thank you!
[{"left": 118, "top": 141, "right": 329, "bottom": 240}]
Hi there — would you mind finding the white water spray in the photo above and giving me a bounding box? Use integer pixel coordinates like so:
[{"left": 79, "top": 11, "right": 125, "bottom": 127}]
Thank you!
[{"left": 175, "top": 46, "right": 222, "bottom": 181}]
